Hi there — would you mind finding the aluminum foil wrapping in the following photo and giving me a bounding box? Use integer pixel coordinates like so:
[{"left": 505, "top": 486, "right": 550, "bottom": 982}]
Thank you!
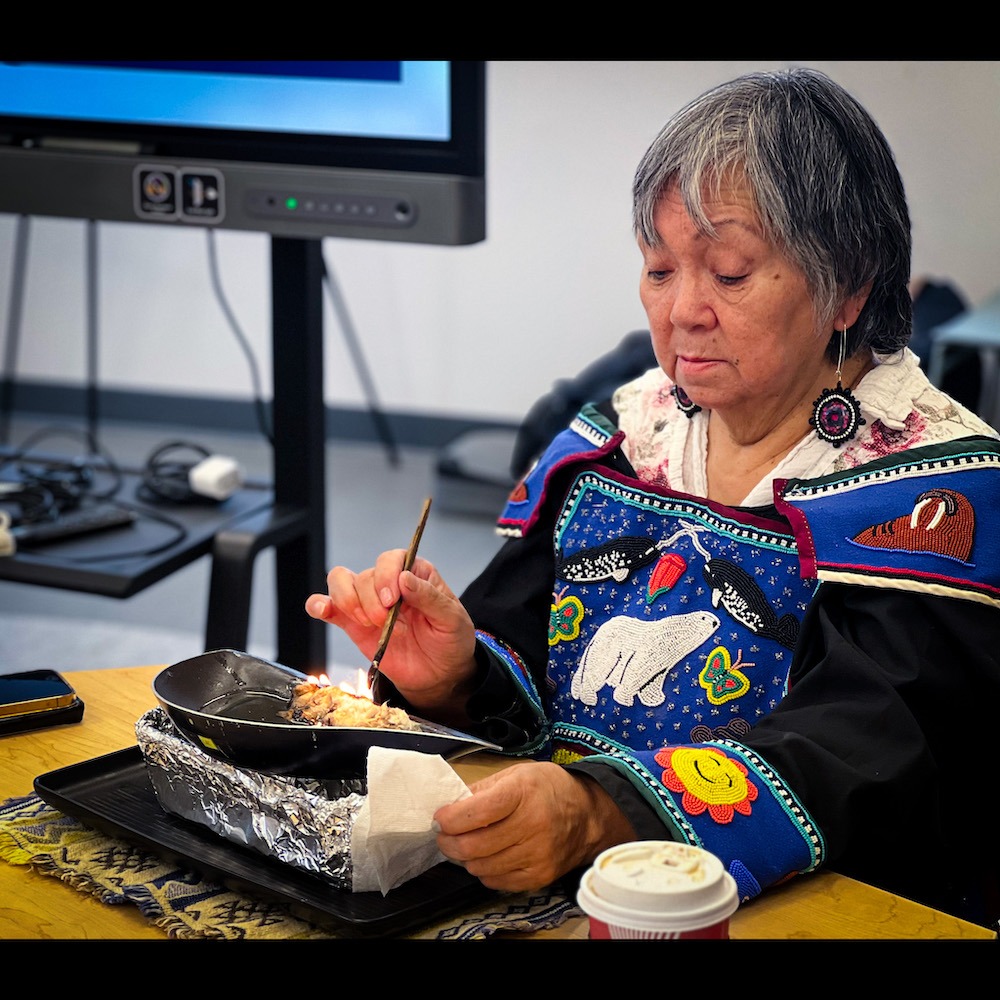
[{"left": 136, "top": 707, "right": 367, "bottom": 890}]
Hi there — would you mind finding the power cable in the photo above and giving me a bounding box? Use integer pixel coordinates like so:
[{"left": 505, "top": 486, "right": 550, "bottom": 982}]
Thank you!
[
  {"left": 0, "top": 424, "right": 124, "bottom": 502},
  {"left": 320, "top": 251, "right": 400, "bottom": 466},
  {"left": 205, "top": 229, "right": 399, "bottom": 465},
  {"left": 0, "top": 423, "right": 189, "bottom": 561},
  {"left": 205, "top": 228, "right": 274, "bottom": 447}
]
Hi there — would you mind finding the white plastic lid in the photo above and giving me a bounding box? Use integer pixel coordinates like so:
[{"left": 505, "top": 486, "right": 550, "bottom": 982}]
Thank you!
[{"left": 577, "top": 841, "right": 739, "bottom": 932}]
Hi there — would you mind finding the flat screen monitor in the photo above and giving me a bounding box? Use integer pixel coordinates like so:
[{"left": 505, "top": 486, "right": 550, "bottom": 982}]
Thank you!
[{"left": 0, "top": 60, "right": 486, "bottom": 245}]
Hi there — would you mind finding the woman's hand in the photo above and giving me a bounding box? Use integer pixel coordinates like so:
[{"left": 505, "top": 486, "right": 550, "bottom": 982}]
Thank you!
[
  {"left": 433, "top": 763, "right": 637, "bottom": 893},
  {"left": 305, "top": 550, "right": 478, "bottom": 716}
]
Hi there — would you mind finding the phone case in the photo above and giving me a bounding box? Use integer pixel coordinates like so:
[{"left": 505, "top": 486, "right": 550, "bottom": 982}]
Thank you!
[
  {"left": 0, "top": 697, "right": 85, "bottom": 736},
  {"left": 0, "top": 669, "right": 79, "bottom": 719}
]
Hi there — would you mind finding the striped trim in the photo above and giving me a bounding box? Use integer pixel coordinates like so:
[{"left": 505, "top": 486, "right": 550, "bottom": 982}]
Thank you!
[
  {"left": 783, "top": 439, "right": 1000, "bottom": 502},
  {"left": 713, "top": 739, "right": 825, "bottom": 870}
]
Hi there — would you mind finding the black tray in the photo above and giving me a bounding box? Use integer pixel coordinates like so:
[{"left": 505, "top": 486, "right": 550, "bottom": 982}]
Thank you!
[{"left": 33, "top": 745, "right": 493, "bottom": 938}]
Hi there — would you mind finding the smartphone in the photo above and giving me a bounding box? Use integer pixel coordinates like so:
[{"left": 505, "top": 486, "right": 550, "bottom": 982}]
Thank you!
[{"left": 0, "top": 669, "right": 85, "bottom": 734}]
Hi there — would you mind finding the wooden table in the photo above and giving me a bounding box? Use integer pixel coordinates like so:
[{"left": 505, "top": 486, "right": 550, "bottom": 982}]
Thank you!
[{"left": 0, "top": 666, "right": 994, "bottom": 941}]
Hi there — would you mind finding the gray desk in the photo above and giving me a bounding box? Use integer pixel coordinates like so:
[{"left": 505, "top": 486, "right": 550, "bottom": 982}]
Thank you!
[{"left": 927, "top": 288, "right": 1000, "bottom": 428}]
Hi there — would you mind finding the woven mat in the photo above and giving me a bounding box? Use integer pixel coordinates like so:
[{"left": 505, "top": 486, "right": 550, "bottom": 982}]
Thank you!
[{"left": 0, "top": 793, "right": 582, "bottom": 940}]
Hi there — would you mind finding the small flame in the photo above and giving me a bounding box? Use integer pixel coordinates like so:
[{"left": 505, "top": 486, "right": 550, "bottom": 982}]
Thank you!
[
  {"left": 346, "top": 668, "right": 375, "bottom": 701},
  {"left": 311, "top": 668, "right": 374, "bottom": 701}
]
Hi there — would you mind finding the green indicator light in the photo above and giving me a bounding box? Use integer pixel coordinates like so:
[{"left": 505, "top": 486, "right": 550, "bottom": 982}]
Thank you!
[{"left": 285, "top": 197, "right": 298, "bottom": 210}]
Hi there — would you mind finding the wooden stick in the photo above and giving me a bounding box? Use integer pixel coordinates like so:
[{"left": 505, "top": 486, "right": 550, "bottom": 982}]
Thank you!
[{"left": 367, "top": 496, "right": 432, "bottom": 698}]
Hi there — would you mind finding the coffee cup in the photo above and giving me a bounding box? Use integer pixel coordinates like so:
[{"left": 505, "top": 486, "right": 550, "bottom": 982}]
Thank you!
[{"left": 577, "top": 840, "right": 739, "bottom": 939}]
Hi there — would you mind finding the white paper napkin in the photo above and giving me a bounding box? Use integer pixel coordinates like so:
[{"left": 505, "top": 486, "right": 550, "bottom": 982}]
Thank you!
[{"left": 351, "top": 745, "right": 472, "bottom": 895}]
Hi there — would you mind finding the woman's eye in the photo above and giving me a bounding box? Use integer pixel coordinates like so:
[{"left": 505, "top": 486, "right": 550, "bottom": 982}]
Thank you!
[
  {"left": 647, "top": 269, "right": 670, "bottom": 281},
  {"left": 717, "top": 273, "right": 748, "bottom": 287}
]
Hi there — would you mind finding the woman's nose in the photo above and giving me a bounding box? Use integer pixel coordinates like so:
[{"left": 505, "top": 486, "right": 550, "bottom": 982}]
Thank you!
[{"left": 668, "top": 275, "right": 716, "bottom": 331}]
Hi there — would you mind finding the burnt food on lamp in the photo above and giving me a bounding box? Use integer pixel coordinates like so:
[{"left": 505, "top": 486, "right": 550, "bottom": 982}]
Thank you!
[{"left": 280, "top": 680, "right": 418, "bottom": 731}]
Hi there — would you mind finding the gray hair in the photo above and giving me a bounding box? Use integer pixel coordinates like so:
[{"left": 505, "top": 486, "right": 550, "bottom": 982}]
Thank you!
[{"left": 632, "top": 67, "right": 912, "bottom": 360}]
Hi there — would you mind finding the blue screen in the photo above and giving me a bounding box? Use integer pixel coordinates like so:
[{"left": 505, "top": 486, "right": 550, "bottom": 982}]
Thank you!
[{"left": 0, "top": 60, "right": 451, "bottom": 142}]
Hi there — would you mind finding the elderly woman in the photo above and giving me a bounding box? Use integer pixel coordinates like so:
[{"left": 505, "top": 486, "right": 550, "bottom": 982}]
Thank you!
[{"left": 307, "top": 68, "right": 1000, "bottom": 929}]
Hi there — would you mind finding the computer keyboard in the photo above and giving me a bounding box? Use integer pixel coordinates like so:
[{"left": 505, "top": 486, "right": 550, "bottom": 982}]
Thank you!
[{"left": 11, "top": 503, "right": 138, "bottom": 547}]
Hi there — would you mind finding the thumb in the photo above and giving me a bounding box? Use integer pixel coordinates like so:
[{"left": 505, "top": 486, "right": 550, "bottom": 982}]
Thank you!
[
  {"left": 398, "top": 568, "right": 468, "bottom": 630},
  {"left": 398, "top": 568, "right": 442, "bottom": 612}
]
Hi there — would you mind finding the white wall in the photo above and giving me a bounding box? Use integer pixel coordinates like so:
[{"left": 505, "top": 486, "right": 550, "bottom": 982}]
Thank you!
[{"left": 2, "top": 60, "right": 998, "bottom": 427}]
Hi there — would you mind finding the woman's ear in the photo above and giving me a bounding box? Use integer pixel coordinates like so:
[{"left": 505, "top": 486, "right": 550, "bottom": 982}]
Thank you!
[{"left": 835, "top": 282, "right": 874, "bottom": 330}]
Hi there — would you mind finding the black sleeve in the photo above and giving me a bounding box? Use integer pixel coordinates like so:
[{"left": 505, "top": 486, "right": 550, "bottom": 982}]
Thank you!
[
  {"left": 565, "top": 759, "right": 675, "bottom": 841},
  {"left": 451, "top": 523, "right": 558, "bottom": 748},
  {"left": 460, "top": 527, "right": 556, "bottom": 683},
  {"left": 738, "top": 582, "right": 1000, "bottom": 924}
]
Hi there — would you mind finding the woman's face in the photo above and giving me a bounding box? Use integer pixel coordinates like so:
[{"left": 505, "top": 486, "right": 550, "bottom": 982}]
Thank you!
[{"left": 639, "top": 184, "right": 831, "bottom": 426}]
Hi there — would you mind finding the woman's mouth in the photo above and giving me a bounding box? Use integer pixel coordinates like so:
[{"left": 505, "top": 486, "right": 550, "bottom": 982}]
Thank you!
[{"left": 676, "top": 355, "right": 723, "bottom": 376}]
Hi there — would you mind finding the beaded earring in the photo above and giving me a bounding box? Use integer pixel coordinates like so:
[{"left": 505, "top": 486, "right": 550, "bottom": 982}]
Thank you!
[
  {"left": 671, "top": 384, "right": 701, "bottom": 418},
  {"left": 809, "top": 326, "right": 866, "bottom": 447}
]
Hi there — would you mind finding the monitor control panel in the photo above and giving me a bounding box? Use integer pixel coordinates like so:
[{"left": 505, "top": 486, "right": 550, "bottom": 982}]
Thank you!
[{"left": 244, "top": 189, "right": 416, "bottom": 229}]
